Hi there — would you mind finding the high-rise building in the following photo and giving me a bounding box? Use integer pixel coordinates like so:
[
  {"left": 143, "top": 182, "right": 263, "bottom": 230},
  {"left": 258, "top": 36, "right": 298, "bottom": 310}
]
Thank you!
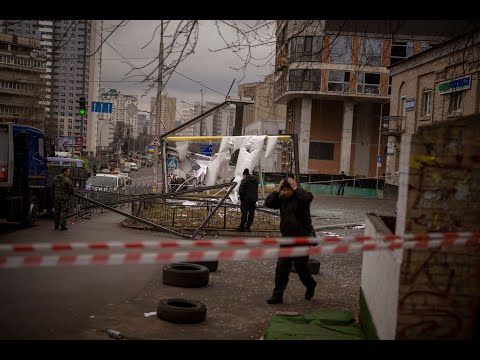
[
  {"left": 273, "top": 20, "right": 475, "bottom": 175},
  {"left": 1, "top": 20, "right": 103, "bottom": 156},
  {"left": 149, "top": 95, "right": 177, "bottom": 135},
  {"left": 0, "top": 33, "right": 47, "bottom": 129}
]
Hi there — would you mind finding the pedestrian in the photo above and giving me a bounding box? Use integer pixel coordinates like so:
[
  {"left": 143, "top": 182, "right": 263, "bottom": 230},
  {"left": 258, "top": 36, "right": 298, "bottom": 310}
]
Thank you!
[
  {"left": 236, "top": 168, "right": 259, "bottom": 232},
  {"left": 337, "top": 171, "right": 346, "bottom": 196},
  {"left": 92, "top": 165, "right": 97, "bottom": 176},
  {"left": 52, "top": 167, "right": 75, "bottom": 230},
  {"left": 264, "top": 176, "right": 317, "bottom": 304}
]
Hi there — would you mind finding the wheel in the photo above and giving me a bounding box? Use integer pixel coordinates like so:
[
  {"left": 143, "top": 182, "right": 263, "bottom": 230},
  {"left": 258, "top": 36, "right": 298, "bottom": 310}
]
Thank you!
[
  {"left": 157, "top": 298, "right": 207, "bottom": 324},
  {"left": 22, "top": 194, "right": 38, "bottom": 227},
  {"left": 162, "top": 263, "right": 210, "bottom": 288}
]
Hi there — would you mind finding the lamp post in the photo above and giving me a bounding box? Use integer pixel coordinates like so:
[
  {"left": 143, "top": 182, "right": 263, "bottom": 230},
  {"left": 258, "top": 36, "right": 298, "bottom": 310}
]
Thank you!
[{"left": 199, "top": 80, "right": 205, "bottom": 136}]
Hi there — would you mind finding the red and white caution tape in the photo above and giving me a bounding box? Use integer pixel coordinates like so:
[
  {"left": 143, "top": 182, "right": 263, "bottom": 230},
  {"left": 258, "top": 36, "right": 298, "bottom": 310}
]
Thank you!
[
  {"left": 0, "top": 232, "right": 478, "bottom": 254},
  {"left": 0, "top": 234, "right": 478, "bottom": 268}
]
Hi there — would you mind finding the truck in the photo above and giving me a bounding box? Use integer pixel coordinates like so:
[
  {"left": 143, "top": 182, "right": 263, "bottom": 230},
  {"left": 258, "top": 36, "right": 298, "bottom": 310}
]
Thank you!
[{"left": 0, "top": 123, "right": 47, "bottom": 226}]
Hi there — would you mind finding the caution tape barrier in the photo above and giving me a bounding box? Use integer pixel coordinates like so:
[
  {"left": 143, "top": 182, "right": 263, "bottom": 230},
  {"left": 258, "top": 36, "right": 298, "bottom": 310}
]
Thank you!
[
  {"left": 0, "top": 232, "right": 477, "bottom": 253},
  {"left": 1, "top": 234, "right": 478, "bottom": 268}
]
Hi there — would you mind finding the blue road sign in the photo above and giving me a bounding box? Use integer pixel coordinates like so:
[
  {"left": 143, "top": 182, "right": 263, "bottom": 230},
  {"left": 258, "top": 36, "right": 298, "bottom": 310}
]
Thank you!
[
  {"left": 102, "top": 102, "right": 113, "bottom": 113},
  {"left": 91, "top": 101, "right": 113, "bottom": 113},
  {"left": 377, "top": 155, "right": 381, "bottom": 163},
  {"left": 200, "top": 144, "right": 212, "bottom": 155},
  {"left": 167, "top": 159, "right": 178, "bottom": 169}
]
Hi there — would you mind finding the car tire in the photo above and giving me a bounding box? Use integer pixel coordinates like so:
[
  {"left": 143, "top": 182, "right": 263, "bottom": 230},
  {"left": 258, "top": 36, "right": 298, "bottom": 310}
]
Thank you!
[
  {"left": 22, "top": 194, "right": 38, "bottom": 227},
  {"left": 162, "top": 263, "right": 209, "bottom": 288},
  {"left": 156, "top": 298, "right": 207, "bottom": 324}
]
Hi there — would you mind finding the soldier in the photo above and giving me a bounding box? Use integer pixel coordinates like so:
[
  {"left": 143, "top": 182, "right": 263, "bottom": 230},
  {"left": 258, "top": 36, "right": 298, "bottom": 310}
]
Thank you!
[{"left": 52, "top": 167, "right": 75, "bottom": 230}]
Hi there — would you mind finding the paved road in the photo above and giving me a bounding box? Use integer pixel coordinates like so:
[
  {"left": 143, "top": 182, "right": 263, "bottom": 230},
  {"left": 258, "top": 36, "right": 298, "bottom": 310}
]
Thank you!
[{"left": 0, "top": 212, "right": 163, "bottom": 340}]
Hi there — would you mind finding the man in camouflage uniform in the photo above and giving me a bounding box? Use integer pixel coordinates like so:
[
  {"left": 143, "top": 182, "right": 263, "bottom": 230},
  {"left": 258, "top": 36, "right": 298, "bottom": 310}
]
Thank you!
[{"left": 52, "top": 167, "right": 75, "bottom": 230}]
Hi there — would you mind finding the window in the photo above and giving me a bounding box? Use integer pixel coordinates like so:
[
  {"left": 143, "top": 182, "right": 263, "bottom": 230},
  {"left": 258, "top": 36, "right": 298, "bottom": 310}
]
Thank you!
[
  {"left": 449, "top": 92, "right": 462, "bottom": 113},
  {"left": 329, "top": 36, "right": 352, "bottom": 64},
  {"left": 421, "top": 90, "right": 432, "bottom": 116},
  {"left": 309, "top": 142, "right": 334, "bottom": 160},
  {"left": 289, "top": 36, "right": 323, "bottom": 62},
  {"left": 356, "top": 72, "right": 380, "bottom": 94},
  {"left": 288, "top": 69, "right": 321, "bottom": 91},
  {"left": 390, "top": 41, "right": 414, "bottom": 65},
  {"left": 359, "top": 38, "right": 383, "bottom": 66},
  {"left": 388, "top": 76, "right": 392, "bottom": 95},
  {"left": 328, "top": 70, "right": 350, "bottom": 92}
]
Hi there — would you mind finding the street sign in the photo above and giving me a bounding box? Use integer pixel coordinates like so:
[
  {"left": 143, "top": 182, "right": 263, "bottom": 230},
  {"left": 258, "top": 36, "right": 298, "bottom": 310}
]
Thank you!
[
  {"left": 405, "top": 98, "right": 415, "bottom": 112},
  {"left": 377, "top": 155, "right": 381, "bottom": 163},
  {"left": 167, "top": 159, "right": 178, "bottom": 169},
  {"left": 200, "top": 144, "right": 212, "bottom": 155},
  {"left": 150, "top": 134, "right": 160, "bottom": 146},
  {"left": 125, "top": 103, "right": 138, "bottom": 117},
  {"left": 91, "top": 101, "right": 113, "bottom": 113}
]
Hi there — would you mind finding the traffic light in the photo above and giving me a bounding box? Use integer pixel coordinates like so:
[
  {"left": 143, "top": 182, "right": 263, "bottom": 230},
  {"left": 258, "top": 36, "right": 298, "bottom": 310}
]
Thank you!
[{"left": 79, "top": 96, "right": 86, "bottom": 115}]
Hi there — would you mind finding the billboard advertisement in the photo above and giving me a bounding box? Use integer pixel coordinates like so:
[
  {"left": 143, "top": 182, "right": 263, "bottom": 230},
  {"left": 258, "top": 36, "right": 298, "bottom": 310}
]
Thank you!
[{"left": 55, "top": 136, "right": 83, "bottom": 152}]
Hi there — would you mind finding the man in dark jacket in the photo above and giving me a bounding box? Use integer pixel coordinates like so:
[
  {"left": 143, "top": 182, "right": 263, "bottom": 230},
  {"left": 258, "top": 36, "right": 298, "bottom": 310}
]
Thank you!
[
  {"left": 52, "top": 167, "right": 75, "bottom": 230},
  {"left": 264, "top": 176, "right": 317, "bottom": 304},
  {"left": 236, "top": 168, "right": 259, "bottom": 232}
]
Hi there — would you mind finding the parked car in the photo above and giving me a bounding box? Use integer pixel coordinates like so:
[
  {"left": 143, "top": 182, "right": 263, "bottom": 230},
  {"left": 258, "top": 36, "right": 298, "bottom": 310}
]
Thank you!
[{"left": 86, "top": 173, "right": 125, "bottom": 191}]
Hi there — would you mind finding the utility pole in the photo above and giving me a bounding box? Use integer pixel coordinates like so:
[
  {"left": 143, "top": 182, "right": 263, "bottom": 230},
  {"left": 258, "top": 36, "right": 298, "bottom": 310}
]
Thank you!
[
  {"left": 153, "top": 20, "right": 164, "bottom": 193},
  {"left": 81, "top": 19, "right": 87, "bottom": 156}
]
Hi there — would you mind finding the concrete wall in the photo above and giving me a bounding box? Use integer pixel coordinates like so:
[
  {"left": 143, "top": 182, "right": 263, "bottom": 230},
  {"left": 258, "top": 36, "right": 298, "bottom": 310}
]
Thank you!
[
  {"left": 395, "top": 114, "right": 480, "bottom": 339},
  {"left": 361, "top": 213, "right": 402, "bottom": 340}
]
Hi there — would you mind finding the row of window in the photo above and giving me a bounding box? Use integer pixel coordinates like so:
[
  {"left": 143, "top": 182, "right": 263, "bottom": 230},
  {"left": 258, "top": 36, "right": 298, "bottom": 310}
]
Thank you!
[
  {"left": 0, "top": 55, "right": 45, "bottom": 68},
  {"left": 418, "top": 89, "right": 463, "bottom": 117},
  {"left": 288, "top": 36, "right": 435, "bottom": 66},
  {"left": 0, "top": 81, "right": 37, "bottom": 91},
  {"left": 286, "top": 69, "right": 384, "bottom": 95}
]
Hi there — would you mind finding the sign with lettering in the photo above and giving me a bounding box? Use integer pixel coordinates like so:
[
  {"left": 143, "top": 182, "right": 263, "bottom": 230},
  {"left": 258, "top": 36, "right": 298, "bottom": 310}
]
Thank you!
[
  {"left": 405, "top": 98, "right": 415, "bottom": 112},
  {"left": 438, "top": 75, "right": 472, "bottom": 95}
]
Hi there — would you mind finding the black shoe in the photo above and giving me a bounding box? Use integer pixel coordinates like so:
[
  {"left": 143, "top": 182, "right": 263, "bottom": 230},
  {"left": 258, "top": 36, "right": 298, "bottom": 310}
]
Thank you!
[
  {"left": 266, "top": 296, "right": 283, "bottom": 304},
  {"left": 54, "top": 224, "right": 59, "bottom": 230},
  {"left": 60, "top": 226, "right": 68, "bottom": 231},
  {"left": 235, "top": 227, "right": 245, "bottom": 232},
  {"left": 305, "top": 282, "right": 317, "bottom": 300}
]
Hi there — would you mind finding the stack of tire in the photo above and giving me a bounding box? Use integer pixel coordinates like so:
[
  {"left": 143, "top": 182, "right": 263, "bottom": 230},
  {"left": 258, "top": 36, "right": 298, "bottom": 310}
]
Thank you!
[{"left": 157, "top": 260, "right": 219, "bottom": 324}]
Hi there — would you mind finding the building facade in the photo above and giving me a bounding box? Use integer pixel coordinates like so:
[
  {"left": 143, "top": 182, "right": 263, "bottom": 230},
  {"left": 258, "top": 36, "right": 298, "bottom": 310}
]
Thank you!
[
  {"left": 149, "top": 95, "right": 177, "bottom": 135},
  {"left": 273, "top": 20, "right": 475, "bottom": 175},
  {"left": 0, "top": 33, "right": 47, "bottom": 130},
  {"left": 1, "top": 20, "right": 103, "bottom": 156},
  {"left": 384, "top": 29, "right": 480, "bottom": 196}
]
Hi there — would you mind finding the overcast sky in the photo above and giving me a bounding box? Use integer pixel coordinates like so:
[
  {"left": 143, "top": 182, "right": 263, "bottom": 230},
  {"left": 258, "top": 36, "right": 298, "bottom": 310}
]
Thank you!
[{"left": 100, "top": 20, "right": 276, "bottom": 119}]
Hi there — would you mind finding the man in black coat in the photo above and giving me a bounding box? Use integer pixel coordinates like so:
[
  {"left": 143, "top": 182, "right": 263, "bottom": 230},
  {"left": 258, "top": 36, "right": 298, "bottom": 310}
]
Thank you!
[
  {"left": 236, "top": 168, "right": 259, "bottom": 232},
  {"left": 264, "top": 176, "right": 317, "bottom": 304}
]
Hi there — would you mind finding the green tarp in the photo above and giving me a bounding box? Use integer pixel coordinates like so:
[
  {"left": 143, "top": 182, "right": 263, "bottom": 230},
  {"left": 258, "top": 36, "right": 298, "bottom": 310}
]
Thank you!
[{"left": 264, "top": 309, "right": 367, "bottom": 340}]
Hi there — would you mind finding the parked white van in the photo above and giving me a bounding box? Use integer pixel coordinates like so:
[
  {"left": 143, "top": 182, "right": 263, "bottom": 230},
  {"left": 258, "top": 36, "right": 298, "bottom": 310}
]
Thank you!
[{"left": 86, "top": 173, "right": 125, "bottom": 191}]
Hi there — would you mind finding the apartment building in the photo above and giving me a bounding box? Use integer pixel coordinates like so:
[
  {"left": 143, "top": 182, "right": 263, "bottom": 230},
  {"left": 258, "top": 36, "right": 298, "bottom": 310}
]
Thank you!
[
  {"left": 273, "top": 20, "right": 475, "bottom": 176},
  {"left": 384, "top": 29, "right": 480, "bottom": 197},
  {"left": 1, "top": 20, "right": 103, "bottom": 156},
  {"left": 0, "top": 33, "right": 47, "bottom": 129}
]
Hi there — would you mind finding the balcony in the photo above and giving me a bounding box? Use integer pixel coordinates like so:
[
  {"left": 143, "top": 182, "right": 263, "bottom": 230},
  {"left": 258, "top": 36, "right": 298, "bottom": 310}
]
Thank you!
[{"left": 381, "top": 116, "right": 405, "bottom": 136}]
